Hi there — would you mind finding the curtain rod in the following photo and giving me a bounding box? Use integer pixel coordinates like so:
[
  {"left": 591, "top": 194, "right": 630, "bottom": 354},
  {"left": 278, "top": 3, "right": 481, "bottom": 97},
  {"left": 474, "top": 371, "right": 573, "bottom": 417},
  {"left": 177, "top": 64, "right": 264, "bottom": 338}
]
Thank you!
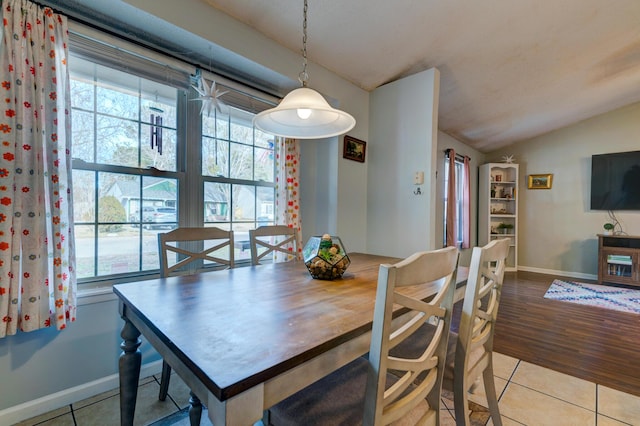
[
  {"left": 26, "top": 0, "right": 60, "bottom": 13},
  {"left": 445, "top": 149, "right": 470, "bottom": 162},
  {"left": 67, "top": 21, "right": 280, "bottom": 106}
]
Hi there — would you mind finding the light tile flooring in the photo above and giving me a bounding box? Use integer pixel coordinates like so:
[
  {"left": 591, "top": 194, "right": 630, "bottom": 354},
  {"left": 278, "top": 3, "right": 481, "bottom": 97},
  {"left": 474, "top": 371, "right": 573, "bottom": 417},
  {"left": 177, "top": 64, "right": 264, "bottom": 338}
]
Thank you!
[{"left": 15, "top": 352, "right": 640, "bottom": 426}]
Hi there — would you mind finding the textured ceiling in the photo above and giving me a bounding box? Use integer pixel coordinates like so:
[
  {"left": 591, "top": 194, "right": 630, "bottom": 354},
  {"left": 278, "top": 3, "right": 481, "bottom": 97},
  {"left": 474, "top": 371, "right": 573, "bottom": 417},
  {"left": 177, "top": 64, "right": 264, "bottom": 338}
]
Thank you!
[
  {"left": 45, "top": 0, "right": 640, "bottom": 153},
  {"left": 202, "top": 0, "right": 640, "bottom": 152}
]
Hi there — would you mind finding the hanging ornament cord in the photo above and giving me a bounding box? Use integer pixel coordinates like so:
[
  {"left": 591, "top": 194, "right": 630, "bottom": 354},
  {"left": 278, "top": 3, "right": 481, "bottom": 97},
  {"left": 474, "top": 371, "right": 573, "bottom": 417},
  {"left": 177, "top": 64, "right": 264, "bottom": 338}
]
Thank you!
[{"left": 150, "top": 105, "right": 163, "bottom": 155}]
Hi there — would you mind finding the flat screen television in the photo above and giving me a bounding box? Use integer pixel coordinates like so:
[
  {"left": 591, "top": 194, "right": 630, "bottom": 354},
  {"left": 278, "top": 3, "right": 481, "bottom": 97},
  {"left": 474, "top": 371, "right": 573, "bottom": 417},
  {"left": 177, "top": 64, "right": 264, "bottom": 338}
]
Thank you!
[{"left": 591, "top": 150, "right": 640, "bottom": 210}]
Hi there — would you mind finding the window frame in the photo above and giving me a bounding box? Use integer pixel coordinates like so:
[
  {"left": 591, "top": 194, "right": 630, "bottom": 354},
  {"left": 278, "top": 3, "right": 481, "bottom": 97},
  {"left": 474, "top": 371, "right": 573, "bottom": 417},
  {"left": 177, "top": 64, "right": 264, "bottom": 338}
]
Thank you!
[{"left": 68, "top": 29, "right": 277, "bottom": 286}]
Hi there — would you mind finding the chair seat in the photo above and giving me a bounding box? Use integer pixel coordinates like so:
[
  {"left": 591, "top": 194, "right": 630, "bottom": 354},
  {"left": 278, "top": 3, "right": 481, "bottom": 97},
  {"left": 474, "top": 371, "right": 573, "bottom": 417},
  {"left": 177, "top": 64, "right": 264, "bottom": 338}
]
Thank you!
[
  {"left": 269, "top": 357, "right": 369, "bottom": 426},
  {"left": 269, "top": 357, "right": 434, "bottom": 426}
]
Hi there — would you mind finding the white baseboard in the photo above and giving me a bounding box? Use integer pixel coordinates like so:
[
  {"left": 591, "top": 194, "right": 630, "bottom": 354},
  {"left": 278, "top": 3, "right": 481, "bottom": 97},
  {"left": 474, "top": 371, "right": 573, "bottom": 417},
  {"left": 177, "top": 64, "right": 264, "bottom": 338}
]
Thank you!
[
  {"left": 0, "top": 360, "right": 163, "bottom": 425},
  {"left": 517, "top": 265, "right": 598, "bottom": 281}
]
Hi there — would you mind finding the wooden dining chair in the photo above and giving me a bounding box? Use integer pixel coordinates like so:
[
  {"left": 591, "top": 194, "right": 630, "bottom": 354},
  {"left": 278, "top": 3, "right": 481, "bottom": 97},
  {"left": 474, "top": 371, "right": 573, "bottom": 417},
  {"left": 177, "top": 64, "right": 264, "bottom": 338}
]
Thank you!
[
  {"left": 389, "top": 238, "right": 510, "bottom": 426},
  {"left": 249, "top": 225, "right": 299, "bottom": 265},
  {"left": 267, "top": 246, "right": 459, "bottom": 426},
  {"left": 451, "top": 238, "right": 509, "bottom": 426},
  {"left": 157, "top": 226, "right": 234, "bottom": 401}
]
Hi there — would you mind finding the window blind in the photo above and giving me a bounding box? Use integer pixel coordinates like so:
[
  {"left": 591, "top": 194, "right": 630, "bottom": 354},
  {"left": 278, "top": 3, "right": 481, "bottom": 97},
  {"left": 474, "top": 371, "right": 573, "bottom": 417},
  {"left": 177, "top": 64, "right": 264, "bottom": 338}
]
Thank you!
[{"left": 69, "top": 21, "right": 278, "bottom": 113}]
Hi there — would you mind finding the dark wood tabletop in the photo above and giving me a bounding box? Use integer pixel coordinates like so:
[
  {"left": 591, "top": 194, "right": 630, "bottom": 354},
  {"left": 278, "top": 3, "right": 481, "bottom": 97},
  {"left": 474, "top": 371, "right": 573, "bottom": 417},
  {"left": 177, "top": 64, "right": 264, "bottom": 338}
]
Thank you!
[
  {"left": 114, "top": 252, "right": 467, "bottom": 425},
  {"left": 114, "top": 253, "right": 398, "bottom": 398}
]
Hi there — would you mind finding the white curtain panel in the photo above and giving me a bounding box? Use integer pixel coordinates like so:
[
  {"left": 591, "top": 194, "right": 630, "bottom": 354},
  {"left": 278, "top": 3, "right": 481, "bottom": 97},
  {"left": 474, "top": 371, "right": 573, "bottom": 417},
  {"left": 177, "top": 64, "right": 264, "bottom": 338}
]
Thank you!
[{"left": 0, "top": 0, "right": 76, "bottom": 337}]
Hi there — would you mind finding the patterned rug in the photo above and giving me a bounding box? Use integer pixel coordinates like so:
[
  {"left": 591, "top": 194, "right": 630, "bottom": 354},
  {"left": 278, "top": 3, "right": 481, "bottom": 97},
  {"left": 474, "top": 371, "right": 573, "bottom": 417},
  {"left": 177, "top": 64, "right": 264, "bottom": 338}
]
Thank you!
[{"left": 544, "top": 279, "right": 640, "bottom": 314}]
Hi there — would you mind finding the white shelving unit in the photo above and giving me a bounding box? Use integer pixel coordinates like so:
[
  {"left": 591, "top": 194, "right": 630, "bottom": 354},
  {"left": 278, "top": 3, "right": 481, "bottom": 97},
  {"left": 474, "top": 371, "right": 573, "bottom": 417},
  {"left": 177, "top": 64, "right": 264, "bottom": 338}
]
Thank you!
[{"left": 479, "top": 163, "right": 519, "bottom": 271}]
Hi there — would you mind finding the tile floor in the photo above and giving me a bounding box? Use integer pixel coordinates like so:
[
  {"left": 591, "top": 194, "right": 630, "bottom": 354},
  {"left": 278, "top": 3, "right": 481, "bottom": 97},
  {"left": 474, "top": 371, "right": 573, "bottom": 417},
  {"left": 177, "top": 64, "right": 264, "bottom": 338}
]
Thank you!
[{"left": 14, "top": 352, "right": 640, "bottom": 426}]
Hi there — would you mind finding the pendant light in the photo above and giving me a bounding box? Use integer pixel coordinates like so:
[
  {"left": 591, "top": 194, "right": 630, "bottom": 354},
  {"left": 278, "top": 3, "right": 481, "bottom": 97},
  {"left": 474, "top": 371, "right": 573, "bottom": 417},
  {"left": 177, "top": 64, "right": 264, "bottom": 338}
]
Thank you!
[{"left": 253, "top": 0, "right": 356, "bottom": 139}]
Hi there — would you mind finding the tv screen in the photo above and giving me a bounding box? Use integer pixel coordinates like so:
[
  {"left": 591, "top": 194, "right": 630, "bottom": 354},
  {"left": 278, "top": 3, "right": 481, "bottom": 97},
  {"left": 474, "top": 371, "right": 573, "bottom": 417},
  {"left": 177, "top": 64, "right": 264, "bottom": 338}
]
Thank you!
[{"left": 591, "top": 150, "right": 640, "bottom": 210}]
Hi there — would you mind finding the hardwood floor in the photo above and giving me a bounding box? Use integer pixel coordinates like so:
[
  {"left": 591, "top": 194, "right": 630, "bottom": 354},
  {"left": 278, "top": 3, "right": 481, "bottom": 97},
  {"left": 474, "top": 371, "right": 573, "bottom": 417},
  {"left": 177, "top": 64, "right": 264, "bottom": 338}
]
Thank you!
[{"left": 492, "top": 270, "right": 640, "bottom": 398}]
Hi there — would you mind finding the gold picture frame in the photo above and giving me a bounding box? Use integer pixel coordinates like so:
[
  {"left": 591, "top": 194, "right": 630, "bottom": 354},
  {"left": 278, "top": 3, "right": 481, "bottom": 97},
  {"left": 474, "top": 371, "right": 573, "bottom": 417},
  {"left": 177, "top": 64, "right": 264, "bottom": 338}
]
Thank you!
[{"left": 528, "top": 173, "right": 553, "bottom": 189}]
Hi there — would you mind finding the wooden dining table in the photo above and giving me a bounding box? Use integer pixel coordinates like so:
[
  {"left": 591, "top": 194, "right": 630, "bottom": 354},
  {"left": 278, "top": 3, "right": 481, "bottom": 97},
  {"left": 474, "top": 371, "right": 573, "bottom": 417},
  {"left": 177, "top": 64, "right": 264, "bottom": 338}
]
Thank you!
[{"left": 114, "top": 252, "right": 468, "bottom": 426}]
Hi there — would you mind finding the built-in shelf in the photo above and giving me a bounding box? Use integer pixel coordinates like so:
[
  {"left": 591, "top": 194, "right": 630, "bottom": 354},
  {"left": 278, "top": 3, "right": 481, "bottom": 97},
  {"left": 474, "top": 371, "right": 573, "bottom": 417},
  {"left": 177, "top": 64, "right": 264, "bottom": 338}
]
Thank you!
[{"left": 479, "top": 163, "right": 518, "bottom": 271}]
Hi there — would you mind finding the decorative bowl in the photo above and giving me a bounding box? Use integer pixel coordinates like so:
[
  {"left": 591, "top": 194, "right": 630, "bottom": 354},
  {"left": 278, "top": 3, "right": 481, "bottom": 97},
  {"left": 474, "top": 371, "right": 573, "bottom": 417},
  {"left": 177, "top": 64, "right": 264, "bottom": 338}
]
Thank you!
[{"left": 303, "top": 234, "right": 350, "bottom": 280}]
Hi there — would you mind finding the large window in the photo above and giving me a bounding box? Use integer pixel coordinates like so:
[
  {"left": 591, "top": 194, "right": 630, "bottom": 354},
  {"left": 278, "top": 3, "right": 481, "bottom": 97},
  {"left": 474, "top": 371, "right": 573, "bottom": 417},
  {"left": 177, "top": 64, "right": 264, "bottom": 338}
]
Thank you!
[
  {"left": 201, "top": 109, "right": 276, "bottom": 262},
  {"left": 69, "top": 36, "right": 275, "bottom": 282}
]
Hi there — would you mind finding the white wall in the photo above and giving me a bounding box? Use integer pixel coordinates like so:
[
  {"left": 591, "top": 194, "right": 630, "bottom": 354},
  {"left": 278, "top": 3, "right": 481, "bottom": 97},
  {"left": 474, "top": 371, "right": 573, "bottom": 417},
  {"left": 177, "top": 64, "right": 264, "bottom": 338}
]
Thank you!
[
  {"left": 299, "top": 138, "right": 338, "bottom": 240},
  {"left": 488, "top": 101, "right": 640, "bottom": 277},
  {"left": 336, "top": 136, "right": 369, "bottom": 252},
  {"left": 367, "top": 68, "right": 440, "bottom": 256},
  {"left": 298, "top": 135, "right": 369, "bottom": 254}
]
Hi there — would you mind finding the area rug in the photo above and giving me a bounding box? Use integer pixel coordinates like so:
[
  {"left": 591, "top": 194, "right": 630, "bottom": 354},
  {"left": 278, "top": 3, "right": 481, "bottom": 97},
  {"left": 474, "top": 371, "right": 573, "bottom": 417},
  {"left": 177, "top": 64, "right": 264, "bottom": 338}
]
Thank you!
[{"left": 544, "top": 279, "right": 640, "bottom": 314}]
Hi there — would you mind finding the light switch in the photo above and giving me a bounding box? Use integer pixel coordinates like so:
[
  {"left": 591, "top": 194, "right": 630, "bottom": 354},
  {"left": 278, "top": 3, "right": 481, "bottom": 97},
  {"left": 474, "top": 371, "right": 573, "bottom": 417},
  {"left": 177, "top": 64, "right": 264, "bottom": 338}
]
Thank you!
[{"left": 414, "top": 171, "right": 424, "bottom": 185}]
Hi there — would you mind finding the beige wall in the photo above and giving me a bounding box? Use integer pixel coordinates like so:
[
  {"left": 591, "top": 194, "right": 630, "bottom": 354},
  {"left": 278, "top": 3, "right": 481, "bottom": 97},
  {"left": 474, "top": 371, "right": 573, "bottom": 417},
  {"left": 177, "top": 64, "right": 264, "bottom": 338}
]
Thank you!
[{"left": 488, "top": 102, "right": 640, "bottom": 278}]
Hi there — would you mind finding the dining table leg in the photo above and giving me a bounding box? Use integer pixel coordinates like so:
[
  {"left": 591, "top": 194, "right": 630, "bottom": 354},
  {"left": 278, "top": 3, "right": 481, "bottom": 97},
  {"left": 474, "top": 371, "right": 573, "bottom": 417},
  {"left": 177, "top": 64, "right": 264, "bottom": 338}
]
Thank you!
[
  {"left": 189, "top": 390, "right": 203, "bottom": 426},
  {"left": 119, "top": 317, "right": 142, "bottom": 426}
]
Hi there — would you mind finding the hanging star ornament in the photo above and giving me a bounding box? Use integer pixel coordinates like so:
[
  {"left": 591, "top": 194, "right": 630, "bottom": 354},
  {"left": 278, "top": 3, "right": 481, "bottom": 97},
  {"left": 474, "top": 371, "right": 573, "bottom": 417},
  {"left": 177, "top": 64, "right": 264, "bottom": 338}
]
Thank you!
[
  {"left": 502, "top": 155, "right": 515, "bottom": 163},
  {"left": 191, "top": 77, "right": 229, "bottom": 116}
]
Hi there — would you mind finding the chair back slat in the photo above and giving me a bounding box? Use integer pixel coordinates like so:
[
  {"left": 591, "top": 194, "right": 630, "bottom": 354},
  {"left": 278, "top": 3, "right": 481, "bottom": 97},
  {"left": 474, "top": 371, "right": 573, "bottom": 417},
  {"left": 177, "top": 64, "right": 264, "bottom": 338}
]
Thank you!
[
  {"left": 457, "top": 238, "right": 509, "bottom": 362},
  {"left": 249, "top": 225, "right": 299, "bottom": 265},
  {"left": 158, "top": 227, "right": 234, "bottom": 277}
]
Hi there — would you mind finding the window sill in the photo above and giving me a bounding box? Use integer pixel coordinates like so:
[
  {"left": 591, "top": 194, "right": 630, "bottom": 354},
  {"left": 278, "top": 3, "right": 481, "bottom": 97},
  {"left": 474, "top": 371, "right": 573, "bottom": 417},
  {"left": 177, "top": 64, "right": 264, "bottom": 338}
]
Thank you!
[
  {"left": 78, "top": 286, "right": 118, "bottom": 306},
  {"left": 76, "top": 259, "right": 256, "bottom": 306}
]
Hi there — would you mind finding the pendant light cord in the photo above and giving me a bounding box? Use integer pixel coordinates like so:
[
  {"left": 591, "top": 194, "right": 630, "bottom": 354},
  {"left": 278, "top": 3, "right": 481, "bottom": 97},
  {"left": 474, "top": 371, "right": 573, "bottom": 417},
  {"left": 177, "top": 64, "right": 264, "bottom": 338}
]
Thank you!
[
  {"left": 252, "top": 0, "right": 356, "bottom": 138},
  {"left": 299, "top": 0, "right": 309, "bottom": 87}
]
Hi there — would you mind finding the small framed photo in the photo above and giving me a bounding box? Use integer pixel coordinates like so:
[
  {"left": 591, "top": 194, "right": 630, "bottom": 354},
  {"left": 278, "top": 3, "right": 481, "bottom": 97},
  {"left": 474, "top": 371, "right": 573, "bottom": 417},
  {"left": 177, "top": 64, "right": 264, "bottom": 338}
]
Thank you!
[
  {"left": 343, "top": 135, "right": 366, "bottom": 163},
  {"left": 528, "top": 173, "right": 553, "bottom": 189}
]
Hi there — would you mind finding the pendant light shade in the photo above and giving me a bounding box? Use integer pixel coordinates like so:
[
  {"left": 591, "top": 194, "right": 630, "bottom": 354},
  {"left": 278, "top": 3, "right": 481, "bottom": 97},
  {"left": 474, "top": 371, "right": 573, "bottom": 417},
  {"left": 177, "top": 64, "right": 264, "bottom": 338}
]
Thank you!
[
  {"left": 254, "top": 87, "right": 356, "bottom": 139},
  {"left": 252, "top": 0, "right": 356, "bottom": 139}
]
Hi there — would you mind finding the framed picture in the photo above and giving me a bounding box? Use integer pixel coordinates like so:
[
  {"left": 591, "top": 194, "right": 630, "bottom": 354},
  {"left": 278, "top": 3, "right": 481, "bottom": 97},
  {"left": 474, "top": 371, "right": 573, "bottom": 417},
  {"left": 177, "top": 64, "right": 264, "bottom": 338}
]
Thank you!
[
  {"left": 343, "top": 135, "right": 366, "bottom": 163},
  {"left": 528, "top": 173, "right": 553, "bottom": 189}
]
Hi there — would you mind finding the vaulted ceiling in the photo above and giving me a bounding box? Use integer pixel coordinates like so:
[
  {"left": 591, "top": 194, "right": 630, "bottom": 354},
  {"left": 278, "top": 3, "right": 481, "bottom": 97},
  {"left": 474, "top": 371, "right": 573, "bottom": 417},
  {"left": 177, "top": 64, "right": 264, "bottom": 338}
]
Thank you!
[
  {"left": 202, "top": 0, "right": 640, "bottom": 152},
  {"left": 47, "top": 0, "right": 640, "bottom": 152}
]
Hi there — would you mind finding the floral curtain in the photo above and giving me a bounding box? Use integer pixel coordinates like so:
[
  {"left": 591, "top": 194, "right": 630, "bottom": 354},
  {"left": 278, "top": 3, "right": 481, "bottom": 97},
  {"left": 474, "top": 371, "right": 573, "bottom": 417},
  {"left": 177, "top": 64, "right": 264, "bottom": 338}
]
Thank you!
[
  {"left": 273, "top": 137, "right": 303, "bottom": 261},
  {"left": 0, "top": 0, "right": 76, "bottom": 337}
]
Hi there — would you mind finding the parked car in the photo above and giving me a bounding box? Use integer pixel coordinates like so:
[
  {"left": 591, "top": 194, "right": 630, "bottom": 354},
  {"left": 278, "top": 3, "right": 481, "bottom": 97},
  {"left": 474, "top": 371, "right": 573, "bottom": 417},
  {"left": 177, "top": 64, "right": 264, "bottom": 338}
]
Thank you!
[
  {"left": 141, "top": 206, "right": 177, "bottom": 230},
  {"left": 257, "top": 215, "right": 274, "bottom": 227}
]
